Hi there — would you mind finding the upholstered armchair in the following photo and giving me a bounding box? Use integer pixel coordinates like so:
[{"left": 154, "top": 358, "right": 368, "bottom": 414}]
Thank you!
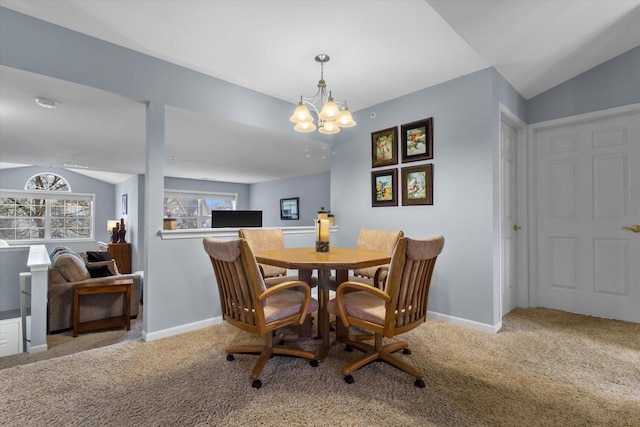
[
  {"left": 328, "top": 235, "right": 444, "bottom": 387},
  {"left": 203, "top": 237, "right": 319, "bottom": 388}
]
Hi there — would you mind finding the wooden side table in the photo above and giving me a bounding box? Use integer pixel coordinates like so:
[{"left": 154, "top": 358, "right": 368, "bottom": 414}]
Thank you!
[
  {"left": 108, "top": 243, "right": 131, "bottom": 274},
  {"left": 73, "top": 279, "right": 133, "bottom": 337}
]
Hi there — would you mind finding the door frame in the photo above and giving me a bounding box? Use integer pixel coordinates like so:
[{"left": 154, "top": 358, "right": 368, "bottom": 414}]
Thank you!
[
  {"left": 526, "top": 103, "right": 640, "bottom": 309},
  {"left": 499, "top": 104, "right": 528, "bottom": 318}
]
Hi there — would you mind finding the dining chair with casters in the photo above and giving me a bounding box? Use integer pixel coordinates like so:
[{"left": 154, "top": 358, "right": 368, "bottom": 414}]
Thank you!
[
  {"left": 328, "top": 228, "right": 404, "bottom": 291},
  {"left": 203, "top": 237, "right": 319, "bottom": 389},
  {"left": 327, "top": 228, "right": 403, "bottom": 339},
  {"left": 239, "top": 228, "right": 317, "bottom": 288},
  {"left": 328, "top": 235, "right": 445, "bottom": 387}
]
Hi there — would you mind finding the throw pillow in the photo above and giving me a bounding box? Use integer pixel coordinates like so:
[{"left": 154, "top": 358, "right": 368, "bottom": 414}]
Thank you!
[
  {"left": 86, "top": 251, "right": 112, "bottom": 262},
  {"left": 87, "top": 265, "right": 113, "bottom": 278}
]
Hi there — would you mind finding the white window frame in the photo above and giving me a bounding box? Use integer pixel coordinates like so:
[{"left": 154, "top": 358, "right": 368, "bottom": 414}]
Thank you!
[
  {"left": 164, "top": 189, "right": 237, "bottom": 229},
  {"left": 0, "top": 189, "right": 95, "bottom": 243}
]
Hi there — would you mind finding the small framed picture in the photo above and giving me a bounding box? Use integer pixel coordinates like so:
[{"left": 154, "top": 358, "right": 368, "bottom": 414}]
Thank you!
[
  {"left": 371, "top": 168, "right": 398, "bottom": 207},
  {"left": 401, "top": 118, "right": 433, "bottom": 163},
  {"left": 280, "top": 197, "right": 299, "bottom": 220},
  {"left": 122, "top": 193, "right": 128, "bottom": 215},
  {"left": 371, "top": 127, "right": 398, "bottom": 168},
  {"left": 401, "top": 164, "right": 433, "bottom": 206}
]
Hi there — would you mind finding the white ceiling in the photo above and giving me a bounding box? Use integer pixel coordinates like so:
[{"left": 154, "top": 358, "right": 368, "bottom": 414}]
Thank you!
[{"left": 0, "top": 0, "right": 638, "bottom": 184}]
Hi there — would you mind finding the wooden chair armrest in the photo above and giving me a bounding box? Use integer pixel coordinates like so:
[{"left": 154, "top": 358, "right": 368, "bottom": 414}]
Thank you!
[{"left": 335, "top": 281, "right": 390, "bottom": 328}]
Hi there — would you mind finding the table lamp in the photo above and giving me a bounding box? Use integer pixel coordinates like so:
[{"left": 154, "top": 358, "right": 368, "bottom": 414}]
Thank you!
[
  {"left": 107, "top": 219, "right": 119, "bottom": 243},
  {"left": 315, "top": 219, "right": 330, "bottom": 253}
]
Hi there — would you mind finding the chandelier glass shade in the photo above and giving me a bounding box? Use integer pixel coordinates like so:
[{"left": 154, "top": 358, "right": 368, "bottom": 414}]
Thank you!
[{"left": 289, "top": 54, "right": 356, "bottom": 134}]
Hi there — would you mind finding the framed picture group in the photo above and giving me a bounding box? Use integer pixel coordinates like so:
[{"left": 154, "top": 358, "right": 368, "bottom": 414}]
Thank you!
[{"left": 370, "top": 117, "right": 434, "bottom": 207}]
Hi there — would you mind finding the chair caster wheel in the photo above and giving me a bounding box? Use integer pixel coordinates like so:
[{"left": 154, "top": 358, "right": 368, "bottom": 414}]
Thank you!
[
  {"left": 345, "top": 345, "right": 353, "bottom": 352},
  {"left": 344, "top": 375, "right": 354, "bottom": 384},
  {"left": 403, "top": 348, "right": 412, "bottom": 355},
  {"left": 252, "top": 379, "right": 262, "bottom": 389},
  {"left": 415, "top": 378, "right": 425, "bottom": 388},
  {"left": 310, "top": 359, "right": 319, "bottom": 367},
  {"left": 226, "top": 354, "right": 234, "bottom": 361}
]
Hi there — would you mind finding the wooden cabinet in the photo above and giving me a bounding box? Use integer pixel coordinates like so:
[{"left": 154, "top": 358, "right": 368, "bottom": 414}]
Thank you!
[{"left": 108, "top": 243, "right": 131, "bottom": 274}]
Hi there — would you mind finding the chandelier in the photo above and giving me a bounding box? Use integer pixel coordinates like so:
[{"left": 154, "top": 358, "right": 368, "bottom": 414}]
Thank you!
[{"left": 289, "top": 54, "right": 356, "bottom": 134}]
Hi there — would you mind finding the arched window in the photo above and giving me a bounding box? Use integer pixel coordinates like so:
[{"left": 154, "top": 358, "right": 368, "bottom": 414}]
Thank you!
[
  {"left": 0, "top": 173, "right": 94, "bottom": 242},
  {"left": 25, "top": 173, "right": 71, "bottom": 191}
]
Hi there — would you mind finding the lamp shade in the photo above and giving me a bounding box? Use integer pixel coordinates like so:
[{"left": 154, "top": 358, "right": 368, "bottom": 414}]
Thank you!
[
  {"left": 319, "top": 120, "right": 340, "bottom": 134},
  {"left": 107, "top": 219, "right": 119, "bottom": 232},
  {"left": 337, "top": 107, "right": 356, "bottom": 128},
  {"left": 294, "top": 121, "right": 317, "bottom": 132},
  {"left": 289, "top": 101, "right": 313, "bottom": 123},
  {"left": 319, "top": 94, "right": 340, "bottom": 121}
]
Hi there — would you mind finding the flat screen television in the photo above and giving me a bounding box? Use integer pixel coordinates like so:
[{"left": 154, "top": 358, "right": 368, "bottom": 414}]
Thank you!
[{"left": 211, "top": 210, "right": 262, "bottom": 228}]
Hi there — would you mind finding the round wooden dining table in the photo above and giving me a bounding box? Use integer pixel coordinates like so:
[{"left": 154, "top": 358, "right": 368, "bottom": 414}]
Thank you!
[{"left": 254, "top": 247, "right": 390, "bottom": 360}]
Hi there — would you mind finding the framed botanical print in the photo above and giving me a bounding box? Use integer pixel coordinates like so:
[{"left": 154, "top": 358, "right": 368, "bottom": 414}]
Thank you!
[
  {"left": 371, "top": 127, "right": 398, "bottom": 168},
  {"left": 371, "top": 168, "right": 398, "bottom": 207},
  {"left": 401, "top": 164, "right": 433, "bottom": 206},
  {"left": 401, "top": 118, "right": 433, "bottom": 163}
]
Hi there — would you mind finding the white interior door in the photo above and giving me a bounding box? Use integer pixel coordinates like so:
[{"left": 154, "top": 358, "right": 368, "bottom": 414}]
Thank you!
[
  {"left": 535, "top": 109, "right": 640, "bottom": 323},
  {"left": 500, "top": 119, "right": 518, "bottom": 316}
]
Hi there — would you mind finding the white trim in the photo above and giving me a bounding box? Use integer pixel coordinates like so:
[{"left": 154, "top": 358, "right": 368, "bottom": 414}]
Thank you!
[
  {"left": 499, "top": 104, "right": 530, "bottom": 313},
  {"left": 428, "top": 310, "right": 502, "bottom": 333},
  {"left": 28, "top": 343, "right": 47, "bottom": 353},
  {"left": 529, "top": 103, "right": 640, "bottom": 131},
  {"left": 160, "top": 225, "right": 339, "bottom": 240},
  {"left": 142, "top": 316, "right": 223, "bottom": 342}
]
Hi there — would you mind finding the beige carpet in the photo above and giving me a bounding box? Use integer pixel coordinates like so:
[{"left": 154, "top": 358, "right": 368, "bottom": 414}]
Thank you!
[{"left": 1, "top": 308, "right": 638, "bottom": 426}]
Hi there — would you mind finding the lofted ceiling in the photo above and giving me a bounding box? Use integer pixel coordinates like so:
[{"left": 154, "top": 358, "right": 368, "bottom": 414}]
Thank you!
[{"left": 0, "top": 0, "right": 638, "bottom": 184}]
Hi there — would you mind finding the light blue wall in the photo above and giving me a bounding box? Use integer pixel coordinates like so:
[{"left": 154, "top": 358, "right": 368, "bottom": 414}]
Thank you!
[
  {"left": 528, "top": 46, "right": 640, "bottom": 123},
  {"left": 0, "top": 247, "right": 29, "bottom": 313},
  {"left": 333, "top": 69, "right": 501, "bottom": 325},
  {"left": 250, "top": 172, "right": 330, "bottom": 227}
]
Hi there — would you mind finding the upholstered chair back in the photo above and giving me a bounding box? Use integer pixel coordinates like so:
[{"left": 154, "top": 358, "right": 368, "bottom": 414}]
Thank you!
[
  {"left": 238, "top": 228, "right": 288, "bottom": 278},
  {"left": 353, "top": 229, "right": 404, "bottom": 279}
]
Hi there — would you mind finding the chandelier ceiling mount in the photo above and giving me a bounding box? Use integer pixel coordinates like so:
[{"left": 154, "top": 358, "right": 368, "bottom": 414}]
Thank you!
[{"left": 289, "top": 54, "right": 356, "bottom": 134}]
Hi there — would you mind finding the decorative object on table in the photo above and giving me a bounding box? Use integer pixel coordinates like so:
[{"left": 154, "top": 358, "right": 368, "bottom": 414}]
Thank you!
[
  {"left": 371, "top": 168, "right": 398, "bottom": 207},
  {"left": 371, "top": 126, "right": 398, "bottom": 168},
  {"left": 401, "top": 164, "right": 434, "bottom": 206},
  {"left": 289, "top": 54, "right": 356, "bottom": 134},
  {"left": 401, "top": 117, "right": 433, "bottom": 163},
  {"left": 279, "top": 197, "right": 299, "bottom": 220},
  {"left": 327, "top": 211, "right": 335, "bottom": 226},
  {"left": 117, "top": 218, "right": 127, "bottom": 243},
  {"left": 107, "top": 219, "right": 119, "bottom": 243},
  {"left": 315, "top": 218, "right": 330, "bottom": 253},
  {"left": 122, "top": 193, "right": 128, "bottom": 215},
  {"left": 163, "top": 217, "right": 177, "bottom": 230},
  {"left": 317, "top": 207, "right": 328, "bottom": 220}
]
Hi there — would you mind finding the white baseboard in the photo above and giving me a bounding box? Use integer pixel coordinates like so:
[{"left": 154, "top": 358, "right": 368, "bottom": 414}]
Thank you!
[
  {"left": 141, "top": 311, "right": 501, "bottom": 343},
  {"left": 427, "top": 310, "right": 502, "bottom": 333},
  {"left": 142, "top": 316, "right": 223, "bottom": 342},
  {"left": 29, "top": 343, "right": 48, "bottom": 353}
]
